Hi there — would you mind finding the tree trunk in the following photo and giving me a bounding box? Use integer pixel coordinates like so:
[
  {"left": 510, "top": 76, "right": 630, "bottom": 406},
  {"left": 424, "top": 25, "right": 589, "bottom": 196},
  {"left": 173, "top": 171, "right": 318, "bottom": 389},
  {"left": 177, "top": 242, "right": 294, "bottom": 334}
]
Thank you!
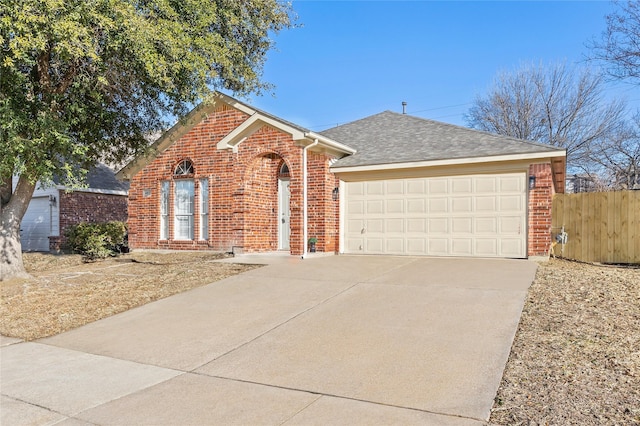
[{"left": 0, "top": 176, "right": 36, "bottom": 281}]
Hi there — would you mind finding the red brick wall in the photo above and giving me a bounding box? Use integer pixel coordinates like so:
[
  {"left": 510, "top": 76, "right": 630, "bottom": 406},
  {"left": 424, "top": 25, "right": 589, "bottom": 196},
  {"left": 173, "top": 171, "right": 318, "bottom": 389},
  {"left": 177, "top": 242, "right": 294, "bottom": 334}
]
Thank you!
[
  {"left": 128, "top": 104, "right": 338, "bottom": 255},
  {"left": 244, "top": 154, "right": 280, "bottom": 251},
  {"left": 307, "top": 153, "right": 340, "bottom": 253},
  {"left": 51, "top": 191, "right": 128, "bottom": 250},
  {"left": 528, "top": 163, "right": 554, "bottom": 257}
]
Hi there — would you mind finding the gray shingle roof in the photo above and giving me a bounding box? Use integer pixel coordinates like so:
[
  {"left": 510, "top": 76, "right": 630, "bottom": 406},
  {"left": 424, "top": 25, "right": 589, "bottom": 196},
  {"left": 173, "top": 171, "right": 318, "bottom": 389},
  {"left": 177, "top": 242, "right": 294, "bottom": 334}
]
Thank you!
[
  {"left": 54, "top": 163, "right": 129, "bottom": 192},
  {"left": 321, "top": 111, "right": 563, "bottom": 168},
  {"left": 86, "top": 163, "right": 129, "bottom": 192}
]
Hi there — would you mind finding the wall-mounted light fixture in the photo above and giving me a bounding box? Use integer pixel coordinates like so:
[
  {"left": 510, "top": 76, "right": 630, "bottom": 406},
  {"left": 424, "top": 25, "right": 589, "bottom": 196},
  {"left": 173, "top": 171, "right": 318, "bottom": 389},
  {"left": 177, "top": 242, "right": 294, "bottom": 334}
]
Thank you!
[
  {"left": 48, "top": 194, "right": 57, "bottom": 206},
  {"left": 332, "top": 187, "right": 339, "bottom": 201},
  {"left": 529, "top": 176, "right": 536, "bottom": 190}
]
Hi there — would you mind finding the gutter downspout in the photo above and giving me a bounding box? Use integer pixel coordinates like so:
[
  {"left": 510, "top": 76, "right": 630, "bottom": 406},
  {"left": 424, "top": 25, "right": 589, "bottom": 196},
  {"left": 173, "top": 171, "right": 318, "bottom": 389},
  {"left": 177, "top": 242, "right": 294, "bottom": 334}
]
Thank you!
[{"left": 302, "top": 139, "right": 319, "bottom": 259}]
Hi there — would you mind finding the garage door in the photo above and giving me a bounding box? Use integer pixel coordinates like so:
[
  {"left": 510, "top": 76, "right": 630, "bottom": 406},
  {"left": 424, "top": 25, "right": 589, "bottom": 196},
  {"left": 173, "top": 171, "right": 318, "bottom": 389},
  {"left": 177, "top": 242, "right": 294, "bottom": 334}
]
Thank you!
[
  {"left": 344, "top": 173, "right": 527, "bottom": 258},
  {"left": 20, "top": 197, "right": 51, "bottom": 252}
]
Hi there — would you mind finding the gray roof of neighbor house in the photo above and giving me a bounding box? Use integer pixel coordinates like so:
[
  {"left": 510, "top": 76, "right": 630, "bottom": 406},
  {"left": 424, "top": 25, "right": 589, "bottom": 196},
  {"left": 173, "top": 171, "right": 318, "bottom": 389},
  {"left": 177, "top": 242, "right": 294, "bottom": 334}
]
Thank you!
[
  {"left": 86, "top": 163, "right": 130, "bottom": 192},
  {"left": 54, "top": 163, "right": 129, "bottom": 192},
  {"left": 322, "top": 111, "right": 565, "bottom": 169}
]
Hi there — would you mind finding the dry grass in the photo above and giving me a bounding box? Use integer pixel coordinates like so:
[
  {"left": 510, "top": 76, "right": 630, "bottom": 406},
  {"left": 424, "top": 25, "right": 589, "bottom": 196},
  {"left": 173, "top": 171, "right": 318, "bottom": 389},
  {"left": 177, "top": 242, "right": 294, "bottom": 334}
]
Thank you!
[
  {"left": 0, "top": 251, "right": 260, "bottom": 340},
  {"left": 490, "top": 259, "right": 640, "bottom": 425}
]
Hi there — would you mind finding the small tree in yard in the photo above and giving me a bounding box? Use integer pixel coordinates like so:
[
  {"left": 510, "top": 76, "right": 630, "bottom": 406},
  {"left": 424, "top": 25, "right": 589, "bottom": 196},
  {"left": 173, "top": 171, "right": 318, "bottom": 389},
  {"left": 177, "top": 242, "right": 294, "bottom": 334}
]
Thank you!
[{"left": 0, "top": 0, "right": 292, "bottom": 280}]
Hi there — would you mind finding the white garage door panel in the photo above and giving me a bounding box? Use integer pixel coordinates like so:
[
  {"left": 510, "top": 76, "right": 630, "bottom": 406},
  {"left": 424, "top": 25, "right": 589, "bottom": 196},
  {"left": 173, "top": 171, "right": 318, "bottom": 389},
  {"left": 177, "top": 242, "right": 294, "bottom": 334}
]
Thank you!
[
  {"left": 20, "top": 197, "right": 51, "bottom": 252},
  {"left": 344, "top": 173, "right": 527, "bottom": 258}
]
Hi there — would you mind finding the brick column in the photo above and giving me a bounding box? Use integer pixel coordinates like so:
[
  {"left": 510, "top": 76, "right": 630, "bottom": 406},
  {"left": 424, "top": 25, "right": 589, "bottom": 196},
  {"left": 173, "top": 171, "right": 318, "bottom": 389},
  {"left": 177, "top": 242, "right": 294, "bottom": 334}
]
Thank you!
[{"left": 528, "top": 163, "right": 554, "bottom": 257}]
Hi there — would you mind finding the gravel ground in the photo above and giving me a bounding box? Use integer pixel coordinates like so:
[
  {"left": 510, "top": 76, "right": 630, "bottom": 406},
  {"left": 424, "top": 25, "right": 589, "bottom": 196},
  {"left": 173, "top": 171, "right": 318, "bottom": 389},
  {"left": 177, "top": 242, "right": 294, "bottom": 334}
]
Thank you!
[
  {"left": 0, "top": 251, "right": 260, "bottom": 340},
  {"left": 490, "top": 259, "right": 640, "bottom": 425}
]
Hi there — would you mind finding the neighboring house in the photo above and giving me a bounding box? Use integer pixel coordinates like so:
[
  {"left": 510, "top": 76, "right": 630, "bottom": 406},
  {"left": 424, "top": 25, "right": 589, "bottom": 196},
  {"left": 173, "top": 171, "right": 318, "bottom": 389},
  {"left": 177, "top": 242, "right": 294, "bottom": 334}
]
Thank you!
[
  {"left": 20, "top": 164, "right": 129, "bottom": 252},
  {"left": 567, "top": 174, "right": 599, "bottom": 193},
  {"left": 117, "top": 92, "right": 566, "bottom": 259}
]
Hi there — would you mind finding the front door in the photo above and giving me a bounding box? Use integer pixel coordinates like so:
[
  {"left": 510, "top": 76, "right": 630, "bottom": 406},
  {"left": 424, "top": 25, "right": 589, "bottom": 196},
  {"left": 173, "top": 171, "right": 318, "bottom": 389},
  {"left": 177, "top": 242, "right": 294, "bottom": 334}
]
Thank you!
[{"left": 278, "top": 178, "right": 291, "bottom": 250}]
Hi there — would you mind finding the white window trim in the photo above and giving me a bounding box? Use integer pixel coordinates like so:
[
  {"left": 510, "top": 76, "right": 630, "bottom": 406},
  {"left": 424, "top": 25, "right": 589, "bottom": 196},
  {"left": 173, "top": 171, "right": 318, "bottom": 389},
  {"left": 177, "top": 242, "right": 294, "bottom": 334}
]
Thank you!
[
  {"left": 160, "top": 181, "right": 170, "bottom": 240},
  {"left": 199, "top": 178, "right": 209, "bottom": 240}
]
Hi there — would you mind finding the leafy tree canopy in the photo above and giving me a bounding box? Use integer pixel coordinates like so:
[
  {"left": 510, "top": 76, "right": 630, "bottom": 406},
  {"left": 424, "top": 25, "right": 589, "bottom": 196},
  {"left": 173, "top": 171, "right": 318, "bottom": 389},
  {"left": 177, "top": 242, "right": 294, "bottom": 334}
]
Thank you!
[{"left": 0, "top": 0, "right": 292, "bottom": 186}]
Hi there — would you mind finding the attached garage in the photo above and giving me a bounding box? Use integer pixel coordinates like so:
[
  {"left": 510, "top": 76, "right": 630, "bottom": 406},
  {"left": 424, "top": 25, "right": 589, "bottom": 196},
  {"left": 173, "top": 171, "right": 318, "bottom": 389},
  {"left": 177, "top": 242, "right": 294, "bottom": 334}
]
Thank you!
[
  {"left": 343, "top": 173, "right": 527, "bottom": 258},
  {"left": 323, "top": 111, "right": 567, "bottom": 259}
]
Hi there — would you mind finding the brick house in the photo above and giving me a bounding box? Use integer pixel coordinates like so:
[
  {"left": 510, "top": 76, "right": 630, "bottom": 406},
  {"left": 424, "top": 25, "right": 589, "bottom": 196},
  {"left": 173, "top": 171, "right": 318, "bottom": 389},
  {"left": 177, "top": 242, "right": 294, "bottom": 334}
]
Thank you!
[
  {"left": 118, "top": 92, "right": 566, "bottom": 259},
  {"left": 20, "top": 163, "right": 129, "bottom": 252}
]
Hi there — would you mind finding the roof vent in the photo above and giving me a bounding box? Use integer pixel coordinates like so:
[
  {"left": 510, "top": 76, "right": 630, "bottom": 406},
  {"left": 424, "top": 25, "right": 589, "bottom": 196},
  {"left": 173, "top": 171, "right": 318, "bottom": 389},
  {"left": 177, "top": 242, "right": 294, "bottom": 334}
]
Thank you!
[{"left": 402, "top": 101, "right": 407, "bottom": 114}]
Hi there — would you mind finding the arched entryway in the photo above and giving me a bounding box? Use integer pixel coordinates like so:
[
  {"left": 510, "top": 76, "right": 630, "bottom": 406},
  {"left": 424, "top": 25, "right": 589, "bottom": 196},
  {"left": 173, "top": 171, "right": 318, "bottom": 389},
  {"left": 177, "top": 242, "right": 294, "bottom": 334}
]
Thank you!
[{"left": 243, "top": 153, "right": 292, "bottom": 252}]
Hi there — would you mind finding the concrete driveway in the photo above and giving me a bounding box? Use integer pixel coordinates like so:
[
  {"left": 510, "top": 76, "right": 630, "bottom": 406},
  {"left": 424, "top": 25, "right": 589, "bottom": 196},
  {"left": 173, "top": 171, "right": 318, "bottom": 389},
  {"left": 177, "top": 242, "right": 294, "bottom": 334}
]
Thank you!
[{"left": 1, "top": 255, "right": 537, "bottom": 425}]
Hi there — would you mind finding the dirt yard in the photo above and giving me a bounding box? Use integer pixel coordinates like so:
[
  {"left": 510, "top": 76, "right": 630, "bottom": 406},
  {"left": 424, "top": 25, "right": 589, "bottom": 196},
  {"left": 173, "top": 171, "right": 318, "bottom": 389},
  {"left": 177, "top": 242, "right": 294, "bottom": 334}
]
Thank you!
[
  {"left": 0, "top": 251, "right": 260, "bottom": 340},
  {"left": 490, "top": 259, "right": 640, "bottom": 425},
  {"left": 1, "top": 253, "right": 638, "bottom": 424}
]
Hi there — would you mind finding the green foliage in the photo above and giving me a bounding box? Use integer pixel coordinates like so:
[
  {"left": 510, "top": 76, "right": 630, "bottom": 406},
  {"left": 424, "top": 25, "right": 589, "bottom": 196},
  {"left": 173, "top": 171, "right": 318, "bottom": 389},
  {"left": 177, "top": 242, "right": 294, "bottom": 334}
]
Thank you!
[
  {"left": 0, "top": 0, "right": 293, "bottom": 187},
  {"left": 65, "top": 221, "right": 127, "bottom": 261}
]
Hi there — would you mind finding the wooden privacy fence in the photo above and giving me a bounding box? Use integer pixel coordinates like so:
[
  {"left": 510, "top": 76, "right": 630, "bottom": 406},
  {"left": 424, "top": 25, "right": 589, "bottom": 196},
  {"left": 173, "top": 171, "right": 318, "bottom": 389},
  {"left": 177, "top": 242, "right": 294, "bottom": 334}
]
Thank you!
[{"left": 551, "top": 190, "right": 640, "bottom": 264}]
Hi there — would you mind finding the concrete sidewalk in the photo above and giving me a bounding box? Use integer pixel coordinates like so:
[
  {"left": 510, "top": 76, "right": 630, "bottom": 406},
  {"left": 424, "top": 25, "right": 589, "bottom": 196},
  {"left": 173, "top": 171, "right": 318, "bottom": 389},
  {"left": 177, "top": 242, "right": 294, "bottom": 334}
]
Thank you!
[{"left": 1, "top": 255, "right": 537, "bottom": 425}]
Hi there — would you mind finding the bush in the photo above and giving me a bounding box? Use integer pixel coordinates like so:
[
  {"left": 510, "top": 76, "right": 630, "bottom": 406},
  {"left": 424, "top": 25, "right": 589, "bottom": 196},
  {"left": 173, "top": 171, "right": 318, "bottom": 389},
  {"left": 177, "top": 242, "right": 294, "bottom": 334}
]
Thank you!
[{"left": 65, "top": 221, "right": 127, "bottom": 261}]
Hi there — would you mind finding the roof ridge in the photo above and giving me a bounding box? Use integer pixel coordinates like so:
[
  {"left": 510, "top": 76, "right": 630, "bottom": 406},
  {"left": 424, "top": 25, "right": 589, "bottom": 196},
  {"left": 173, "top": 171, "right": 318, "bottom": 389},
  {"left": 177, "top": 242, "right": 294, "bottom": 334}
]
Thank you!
[{"left": 331, "top": 110, "right": 562, "bottom": 152}]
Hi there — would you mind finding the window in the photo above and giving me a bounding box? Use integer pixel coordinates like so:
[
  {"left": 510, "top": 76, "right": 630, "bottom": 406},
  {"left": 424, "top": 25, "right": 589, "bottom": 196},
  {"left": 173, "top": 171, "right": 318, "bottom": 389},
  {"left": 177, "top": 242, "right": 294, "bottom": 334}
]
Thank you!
[
  {"left": 175, "top": 159, "right": 194, "bottom": 175},
  {"left": 158, "top": 160, "right": 200, "bottom": 241},
  {"left": 160, "top": 181, "right": 169, "bottom": 239},
  {"left": 174, "top": 179, "right": 194, "bottom": 240},
  {"left": 279, "top": 162, "right": 290, "bottom": 177},
  {"left": 199, "top": 178, "right": 209, "bottom": 240}
]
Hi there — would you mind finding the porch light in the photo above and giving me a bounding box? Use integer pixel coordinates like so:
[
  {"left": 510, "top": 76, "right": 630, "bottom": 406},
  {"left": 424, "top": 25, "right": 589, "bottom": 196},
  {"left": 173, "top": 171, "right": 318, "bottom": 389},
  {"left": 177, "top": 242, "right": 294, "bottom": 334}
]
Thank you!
[
  {"left": 332, "top": 187, "right": 339, "bottom": 201},
  {"left": 529, "top": 176, "right": 536, "bottom": 190}
]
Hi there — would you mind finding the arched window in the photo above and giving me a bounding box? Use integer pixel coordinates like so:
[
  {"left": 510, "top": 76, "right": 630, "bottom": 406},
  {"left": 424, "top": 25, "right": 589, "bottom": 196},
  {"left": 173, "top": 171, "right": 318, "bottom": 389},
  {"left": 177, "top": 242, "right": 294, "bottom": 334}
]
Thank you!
[
  {"left": 175, "top": 159, "right": 194, "bottom": 176},
  {"left": 279, "top": 162, "right": 290, "bottom": 178}
]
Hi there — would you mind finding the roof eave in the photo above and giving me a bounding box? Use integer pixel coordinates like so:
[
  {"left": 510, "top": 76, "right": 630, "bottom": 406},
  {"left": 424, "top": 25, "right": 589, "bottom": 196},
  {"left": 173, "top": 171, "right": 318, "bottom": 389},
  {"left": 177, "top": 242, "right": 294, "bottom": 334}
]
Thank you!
[
  {"left": 217, "top": 113, "right": 307, "bottom": 152},
  {"left": 330, "top": 150, "right": 567, "bottom": 173}
]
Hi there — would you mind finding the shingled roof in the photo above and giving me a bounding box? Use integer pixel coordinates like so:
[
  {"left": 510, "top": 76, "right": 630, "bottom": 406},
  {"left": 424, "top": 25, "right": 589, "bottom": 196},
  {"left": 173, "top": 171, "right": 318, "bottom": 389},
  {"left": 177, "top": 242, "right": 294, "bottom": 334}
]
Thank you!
[
  {"left": 85, "top": 163, "right": 130, "bottom": 192},
  {"left": 53, "top": 163, "right": 129, "bottom": 193},
  {"left": 322, "top": 111, "right": 565, "bottom": 169}
]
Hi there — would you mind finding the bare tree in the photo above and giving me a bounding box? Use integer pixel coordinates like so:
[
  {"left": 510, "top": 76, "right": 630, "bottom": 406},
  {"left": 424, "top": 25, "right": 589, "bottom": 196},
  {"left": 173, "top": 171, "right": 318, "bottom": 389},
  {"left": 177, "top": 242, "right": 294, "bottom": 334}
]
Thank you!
[
  {"left": 589, "top": 114, "right": 640, "bottom": 190},
  {"left": 590, "top": 1, "right": 640, "bottom": 83},
  {"left": 465, "top": 62, "right": 626, "bottom": 172}
]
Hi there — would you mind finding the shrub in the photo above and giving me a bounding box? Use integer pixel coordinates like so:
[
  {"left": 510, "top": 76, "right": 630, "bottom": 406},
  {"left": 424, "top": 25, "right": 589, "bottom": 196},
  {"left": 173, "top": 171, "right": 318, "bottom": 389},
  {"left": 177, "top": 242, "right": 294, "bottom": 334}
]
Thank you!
[{"left": 65, "top": 221, "right": 127, "bottom": 261}]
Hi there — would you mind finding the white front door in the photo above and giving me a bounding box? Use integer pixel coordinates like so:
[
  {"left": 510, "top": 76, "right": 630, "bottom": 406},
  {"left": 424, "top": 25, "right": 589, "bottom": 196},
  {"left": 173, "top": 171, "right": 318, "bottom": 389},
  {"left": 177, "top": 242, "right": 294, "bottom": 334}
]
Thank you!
[{"left": 278, "top": 178, "right": 291, "bottom": 250}]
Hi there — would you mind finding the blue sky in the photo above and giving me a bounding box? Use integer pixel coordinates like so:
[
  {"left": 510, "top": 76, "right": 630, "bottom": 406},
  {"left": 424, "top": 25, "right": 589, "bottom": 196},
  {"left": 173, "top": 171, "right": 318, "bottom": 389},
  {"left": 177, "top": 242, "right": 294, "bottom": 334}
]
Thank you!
[{"left": 246, "top": 0, "right": 639, "bottom": 131}]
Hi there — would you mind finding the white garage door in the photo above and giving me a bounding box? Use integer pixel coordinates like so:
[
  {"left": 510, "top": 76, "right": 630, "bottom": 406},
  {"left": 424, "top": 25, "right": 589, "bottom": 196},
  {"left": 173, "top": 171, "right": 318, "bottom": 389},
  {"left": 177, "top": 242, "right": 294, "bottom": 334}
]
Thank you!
[
  {"left": 20, "top": 197, "right": 51, "bottom": 252},
  {"left": 344, "top": 173, "right": 527, "bottom": 258}
]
